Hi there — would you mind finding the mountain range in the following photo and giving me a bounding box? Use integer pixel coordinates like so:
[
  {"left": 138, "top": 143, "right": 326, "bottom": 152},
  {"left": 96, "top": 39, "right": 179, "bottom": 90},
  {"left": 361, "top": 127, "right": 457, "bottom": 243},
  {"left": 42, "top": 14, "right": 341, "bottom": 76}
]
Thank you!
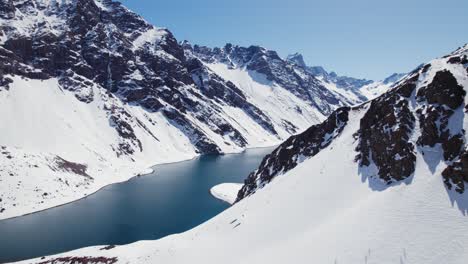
[
  {"left": 0, "top": 0, "right": 401, "bottom": 220},
  {"left": 2, "top": 0, "right": 468, "bottom": 263}
]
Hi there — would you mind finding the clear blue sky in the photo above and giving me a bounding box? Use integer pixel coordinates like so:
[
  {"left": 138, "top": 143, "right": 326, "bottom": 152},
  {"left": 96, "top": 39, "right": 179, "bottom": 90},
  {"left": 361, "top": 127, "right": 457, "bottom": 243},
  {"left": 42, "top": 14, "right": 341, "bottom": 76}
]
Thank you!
[{"left": 120, "top": 0, "right": 467, "bottom": 80}]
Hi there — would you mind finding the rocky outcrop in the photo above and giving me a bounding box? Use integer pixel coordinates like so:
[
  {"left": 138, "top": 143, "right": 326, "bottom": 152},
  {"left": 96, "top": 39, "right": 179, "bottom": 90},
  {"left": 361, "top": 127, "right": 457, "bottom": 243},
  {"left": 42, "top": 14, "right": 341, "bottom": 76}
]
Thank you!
[
  {"left": 37, "top": 256, "right": 118, "bottom": 264},
  {"left": 51, "top": 157, "right": 91, "bottom": 179},
  {"left": 443, "top": 149, "right": 468, "bottom": 193},
  {"left": 355, "top": 75, "right": 418, "bottom": 183},
  {"left": 416, "top": 70, "right": 466, "bottom": 161}
]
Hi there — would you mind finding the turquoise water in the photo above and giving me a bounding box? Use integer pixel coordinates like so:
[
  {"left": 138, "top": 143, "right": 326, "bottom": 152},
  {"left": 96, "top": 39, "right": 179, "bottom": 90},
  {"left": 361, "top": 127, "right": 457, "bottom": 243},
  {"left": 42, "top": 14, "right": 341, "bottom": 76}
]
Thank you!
[{"left": 0, "top": 147, "right": 273, "bottom": 263}]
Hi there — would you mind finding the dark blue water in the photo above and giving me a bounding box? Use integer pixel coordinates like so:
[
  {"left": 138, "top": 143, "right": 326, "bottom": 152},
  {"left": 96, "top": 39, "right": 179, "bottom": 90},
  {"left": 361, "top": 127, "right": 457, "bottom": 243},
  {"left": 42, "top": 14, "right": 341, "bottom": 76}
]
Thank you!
[{"left": 0, "top": 147, "right": 273, "bottom": 263}]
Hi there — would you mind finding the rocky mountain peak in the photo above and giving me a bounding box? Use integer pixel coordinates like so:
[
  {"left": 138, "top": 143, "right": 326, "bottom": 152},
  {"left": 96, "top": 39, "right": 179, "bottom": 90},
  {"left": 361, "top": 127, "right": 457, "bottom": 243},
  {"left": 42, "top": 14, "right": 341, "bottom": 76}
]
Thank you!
[
  {"left": 383, "top": 72, "right": 406, "bottom": 84},
  {"left": 286, "top": 52, "right": 306, "bottom": 68}
]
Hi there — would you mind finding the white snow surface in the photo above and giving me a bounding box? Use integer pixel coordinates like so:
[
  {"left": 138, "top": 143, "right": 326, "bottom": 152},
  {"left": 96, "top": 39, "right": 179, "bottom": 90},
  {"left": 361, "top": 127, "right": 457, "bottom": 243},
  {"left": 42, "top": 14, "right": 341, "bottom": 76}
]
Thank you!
[
  {"left": 210, "top": 183, "right": 243, "bottom": 204},
  {"left": 360, "top": 80, "right": 393, "bottom": 100},
  {"left": 131, "top": 27, "right": 168, "bottom": 52},
  {"left": 206, "top": 62, "right": 325, "bottom": 138}
]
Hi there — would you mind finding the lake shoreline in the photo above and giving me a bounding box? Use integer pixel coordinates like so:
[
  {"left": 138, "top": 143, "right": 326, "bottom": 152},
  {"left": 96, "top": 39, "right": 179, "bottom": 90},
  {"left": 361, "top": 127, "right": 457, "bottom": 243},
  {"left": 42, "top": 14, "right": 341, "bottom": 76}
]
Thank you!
[
  {"left": 0, "top": 146, "right": 276, "bottom": 263},
  {"left": 0, "top": 145, "right": 277, "bottom": 222}
]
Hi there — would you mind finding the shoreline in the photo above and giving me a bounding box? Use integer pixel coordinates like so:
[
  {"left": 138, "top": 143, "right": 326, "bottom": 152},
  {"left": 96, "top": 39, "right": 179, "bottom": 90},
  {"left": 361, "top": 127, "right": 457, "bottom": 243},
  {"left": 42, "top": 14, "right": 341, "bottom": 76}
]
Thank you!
[
  {"left": 0, "top": 157, "right": 196, "bottom": 222},
  {"left": 0, "top": 144, "right": 278, "bottom": 222}
]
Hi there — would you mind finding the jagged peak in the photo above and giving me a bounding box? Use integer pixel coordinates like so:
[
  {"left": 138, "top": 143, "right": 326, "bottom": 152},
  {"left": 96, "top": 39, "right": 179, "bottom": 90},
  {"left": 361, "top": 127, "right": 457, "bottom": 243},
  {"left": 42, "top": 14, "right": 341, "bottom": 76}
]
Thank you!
[
  {"left": 449, "top": 43, "right": 468, "bottom": 57},
  {"left": 382, "top": 72, "right": 406, "bottom": 84},
  {"left": 286, "top": 52, "right": 306, "bottom": 68}
]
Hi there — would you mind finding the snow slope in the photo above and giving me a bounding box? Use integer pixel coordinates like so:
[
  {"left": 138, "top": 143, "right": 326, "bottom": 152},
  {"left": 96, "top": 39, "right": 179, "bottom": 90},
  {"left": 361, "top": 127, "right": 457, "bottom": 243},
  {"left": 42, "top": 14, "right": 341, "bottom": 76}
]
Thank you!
[
  {"left": 15, "top": 46, "right": 468, "bottom": 264},
  {"left": 210, "top": 183, "right": 242, "bottom": 204},
  {"left": 205, "top": 62, "right": 325, "bottom": 138}
]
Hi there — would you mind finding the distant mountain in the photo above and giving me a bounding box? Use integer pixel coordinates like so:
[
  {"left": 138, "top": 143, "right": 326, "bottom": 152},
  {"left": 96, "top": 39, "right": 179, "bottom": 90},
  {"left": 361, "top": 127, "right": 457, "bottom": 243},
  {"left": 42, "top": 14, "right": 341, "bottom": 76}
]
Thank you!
[
  {"left": 383, "top": 72, "right": 407, "bottom": 84},
  {"left": 184, "top": 42, "right": 359, "bottom": 114},
  {"left": 286, "top": 52, "right": 308, "bottom": 68},
  {"left": 286, "top": 52, "right": 406, "bottom": 101}
]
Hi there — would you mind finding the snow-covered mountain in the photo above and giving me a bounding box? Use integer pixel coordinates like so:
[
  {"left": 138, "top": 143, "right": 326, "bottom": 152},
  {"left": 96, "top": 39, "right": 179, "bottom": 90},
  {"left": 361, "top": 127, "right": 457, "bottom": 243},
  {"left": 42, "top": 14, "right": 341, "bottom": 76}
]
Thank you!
[
  {"left": 286, "top": 52, "right": 406, "bottom": 101},
  {"left": 239, "top": 44, "right": 468, "bottom": 199},
  {"left": 184, "top": 42, "right": 358, "bottom": 117},
  {"left": 20, "top": 44, "right": 468, "bottom": 264},
  {"left": 0, "top": 0, "right": 367, "bottom": 219}
]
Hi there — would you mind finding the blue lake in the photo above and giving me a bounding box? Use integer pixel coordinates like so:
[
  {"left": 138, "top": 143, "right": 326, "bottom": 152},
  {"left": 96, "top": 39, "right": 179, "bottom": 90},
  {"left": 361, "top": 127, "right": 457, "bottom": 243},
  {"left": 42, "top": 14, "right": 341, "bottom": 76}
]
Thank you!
[{"left": 0, "top": 147, "right": 274, "bottom": 263}]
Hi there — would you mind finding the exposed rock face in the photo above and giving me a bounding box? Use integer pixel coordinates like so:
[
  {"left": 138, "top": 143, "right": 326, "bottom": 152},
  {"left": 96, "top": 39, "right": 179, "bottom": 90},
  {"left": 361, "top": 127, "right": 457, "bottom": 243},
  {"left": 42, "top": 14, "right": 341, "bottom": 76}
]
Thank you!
[
  {"left": 443, "top": 149, "right": 468, "bottom": 193},
  {"left": 432, "top": 50, "right": 468, "bottom": 193},
  {"left": 51, "top": 156, "right": 91, "bottom": 179},
  {"left": 37, "top": 256, "right": 118, "bottom": 264},
  {"left": 237, "top": 107, "right": 350, "bottom": 201},
  {"left": 417, "top": 70, "right": 465, "bottom": 110},
  {"left": 416, "top": 70, "right": 466, "bottom": 161},
  {"left": 355, "top": 74, "right": 418, "bottom": 183},
  {"left": 0, "top": 1, "right": 15, "bottom": 19}
]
